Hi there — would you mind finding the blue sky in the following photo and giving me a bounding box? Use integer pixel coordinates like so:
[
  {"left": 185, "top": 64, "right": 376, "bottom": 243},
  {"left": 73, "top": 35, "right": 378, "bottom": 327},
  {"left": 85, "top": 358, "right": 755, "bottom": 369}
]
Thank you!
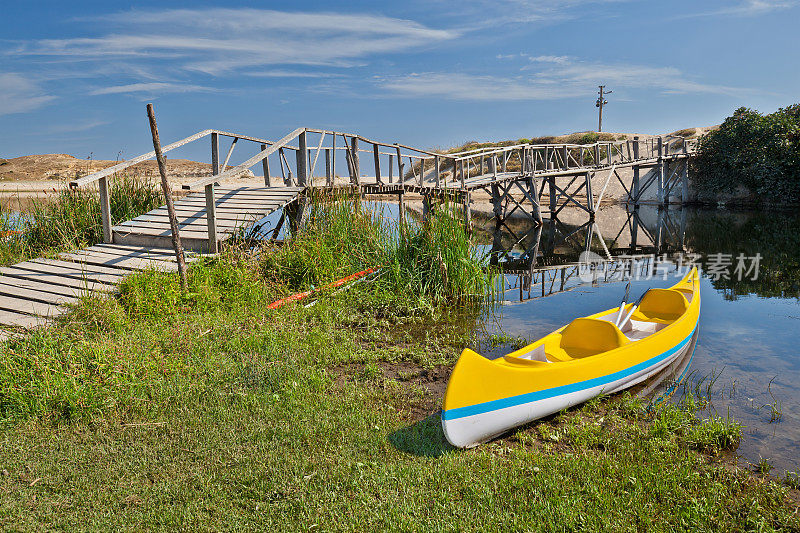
[{"left": 1, "top": 0, "right": 798, "bottom": 160}]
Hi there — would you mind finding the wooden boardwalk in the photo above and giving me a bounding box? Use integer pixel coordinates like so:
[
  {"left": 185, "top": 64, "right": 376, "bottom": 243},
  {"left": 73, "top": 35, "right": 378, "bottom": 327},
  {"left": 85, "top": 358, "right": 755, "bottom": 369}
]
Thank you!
[
  {"left": 0, "top": 244, "right": 199, "bottom": 340},
  {"left": 0, "top": 184, "right": 303, "bottom": 337},
  {"left": 0, "top": 125, "right": 699, "bottom": 337}
]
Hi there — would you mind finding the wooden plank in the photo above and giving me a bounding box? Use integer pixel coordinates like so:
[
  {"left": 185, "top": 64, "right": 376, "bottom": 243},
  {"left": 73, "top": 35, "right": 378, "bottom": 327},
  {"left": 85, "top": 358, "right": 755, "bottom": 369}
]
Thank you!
[
  {"left": 113, "top": 226, "right": 216, "bottom": 241},
  {"left": 12, "top": 260, "right": 124, "bottom": 285},
  {"left": 111, "top": 231, "right": 215, "bottom": 252},
  {"left": 0, "top": 309, "right": 49, "bottom": 330},
  {"left": 183, "top": 190, "right": 299, "bottom": 201},
  {"left": 87, "top": 245, "right": 199, "bottom": 261},
  {"left": 0, "top": 269, "right": 102, "bottom": 295},
  {"left": 33, "top": 258, "right": 131, "bottom": 277},
  {"left": 174, "top": 198, "right": 287, "bottom": 209},
  {"left": 119, "top": 211, "right": 255, "bottom": 228},
  {"left": 114, "top": 221, "right": 239, "bottom": 236},
  {"left": 117, "top": 212, "right": 255, "bottom": 230},
  {"left": 0, "top": 293, "right": 64, "bottom": 318},
  {"left": 176, "top": 195, "right": 283, "bottom": 206},
  {"left": 0, "top": 279, "right": 81, "bottom": 305},
  {"left": 59, "top": 251, "right": 179, "bottom": 272},
  {"left": 202, "top": 187, "right": 302, "bottom": 196},
  {"left": 136, "top": 204, "right": 278, "bottom": 217}
]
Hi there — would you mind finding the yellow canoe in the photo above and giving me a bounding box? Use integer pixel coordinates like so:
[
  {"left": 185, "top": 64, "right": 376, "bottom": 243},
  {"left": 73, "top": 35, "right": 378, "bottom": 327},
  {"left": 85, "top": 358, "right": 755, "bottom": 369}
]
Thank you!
[{"left": 442, "top": 267, "right": 700, "bottom": 448}]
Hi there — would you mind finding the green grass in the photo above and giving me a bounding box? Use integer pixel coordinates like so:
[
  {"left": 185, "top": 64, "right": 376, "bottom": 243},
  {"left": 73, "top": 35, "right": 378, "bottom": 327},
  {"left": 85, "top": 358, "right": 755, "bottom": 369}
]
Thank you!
[
  {"left": 0, "top": 174, "right": 162, "bottom": 266},
  {"left": 0, "top": 200, "right": 797, "bottom": 530}
]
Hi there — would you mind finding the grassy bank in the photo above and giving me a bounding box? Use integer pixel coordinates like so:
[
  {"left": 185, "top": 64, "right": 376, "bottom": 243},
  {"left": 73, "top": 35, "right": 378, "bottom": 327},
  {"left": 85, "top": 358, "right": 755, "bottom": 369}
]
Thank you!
[
  {"left": 0, "top": 175, "right": 161, "bottom": 266},
  {"left": 0, "top": 201, "right": 797, "bottom": 530}
]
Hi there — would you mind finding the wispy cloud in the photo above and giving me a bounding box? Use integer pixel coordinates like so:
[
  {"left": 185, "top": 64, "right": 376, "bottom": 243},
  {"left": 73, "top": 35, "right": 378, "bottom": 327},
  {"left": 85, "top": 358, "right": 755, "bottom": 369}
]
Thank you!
[
  {"left": 448, "top": 0, "right": 633, "bottom": 29},
  {"left": 378, "top": 59, "right": 747, "bottom": 101},
  {"left": 0, "top": 73, "right": 56, "bottom": 116},
  {"left": 89, "top": 82, "right": 216, "bottom": 96},
  {"left": 528, "top": 55, "right": 572, "bottom": 64},
  {"left": 14, "top": 8, "right": 458, "bottom": 75},
  {"left": 245, "top": 70, "right": 346, "bottom": 79},
  {"left": 677, "top": 0, "right": 798, "bottom": 18}
]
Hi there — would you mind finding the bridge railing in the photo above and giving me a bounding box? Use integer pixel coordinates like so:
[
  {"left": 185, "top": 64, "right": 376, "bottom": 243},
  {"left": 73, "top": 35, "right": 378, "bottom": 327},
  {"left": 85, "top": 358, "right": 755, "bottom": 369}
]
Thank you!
[
  {"left": 445, "top": 135, "right": 699, "bottom": 185},
  {"left": 69, "top": 126, "right": 457, "bottom": 251}
]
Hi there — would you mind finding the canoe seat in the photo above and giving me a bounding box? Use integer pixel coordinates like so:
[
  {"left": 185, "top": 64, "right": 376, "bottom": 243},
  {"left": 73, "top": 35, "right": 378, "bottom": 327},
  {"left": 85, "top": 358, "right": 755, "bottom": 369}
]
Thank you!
[
  {"left": 558, "top": 317, "right": 629, "bottom": 359},
  {"left": 630, "top": 289, "right": 688, "bottom": 324}
]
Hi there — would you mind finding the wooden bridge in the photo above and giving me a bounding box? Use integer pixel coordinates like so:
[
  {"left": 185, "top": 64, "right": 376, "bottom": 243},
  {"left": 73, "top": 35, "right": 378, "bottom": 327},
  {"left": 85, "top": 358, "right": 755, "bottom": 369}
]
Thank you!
[{"left": 0, "top": 125, "right": 698, "bottom": 336}]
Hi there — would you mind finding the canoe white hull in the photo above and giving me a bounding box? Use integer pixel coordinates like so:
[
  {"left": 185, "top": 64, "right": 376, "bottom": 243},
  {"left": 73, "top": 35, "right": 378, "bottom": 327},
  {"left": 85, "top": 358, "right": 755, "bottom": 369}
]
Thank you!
[{"left": 441, "top": 331, "right": 696, "bottom": 448}]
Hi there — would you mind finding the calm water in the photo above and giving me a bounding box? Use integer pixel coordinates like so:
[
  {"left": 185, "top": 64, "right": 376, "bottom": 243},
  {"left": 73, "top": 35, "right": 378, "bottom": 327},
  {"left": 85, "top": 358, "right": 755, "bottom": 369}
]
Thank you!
[{"left": 472, "top": 204, "right": 800, "bottom": 476}]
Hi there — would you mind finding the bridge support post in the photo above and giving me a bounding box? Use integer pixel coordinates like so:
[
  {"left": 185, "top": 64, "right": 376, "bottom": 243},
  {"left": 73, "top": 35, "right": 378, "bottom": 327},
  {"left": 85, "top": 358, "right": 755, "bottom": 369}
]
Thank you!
[
  {"left": 630, "top": 209, "right": 639, "bottom": 252},
  {"left": 585, "top": 171, "right": 594, "bottom": 216},
  {"left": 98, "top": 176, "right": 112, "bottom": 244},
  {"left": 681, "top": 146, "right": 690, "bottom": 205},
  {"left": 398, "top": 188, "right": 406, "bottom": 232},
  {"left": 296, "top": 129, "right": 308, "bottom": 186},
  {"left": 206, "top": 132, "right": 220, "bottom": 253},
  {"left": 463, "top": 191, "right": 472, "bottom": 232},
  {"left": 350, "top": 137, "right": 360, "bottom": 185},
  {"left": 548, "top": 177, "right": 556, "bottom": 215},
  {"left": 528, "top": 177, "right": 543, "bottom": 225},
  {"left": 491, "top": 184, "right": 502, "bottom": 222},
  {"left": 373, "top": 144, "right": 382, "bottom": 185},
  {"left": 261, "top": 143, "right": 272, "bottom": 187},
  {"left": 422, "top": 193, "right": 431, "bottom": 223},
  {"left": 631, "top": 136, "right": 640, "bottom": 204},
  {"left": 656, "top": 138, "right": 665, "bottom": 205}
]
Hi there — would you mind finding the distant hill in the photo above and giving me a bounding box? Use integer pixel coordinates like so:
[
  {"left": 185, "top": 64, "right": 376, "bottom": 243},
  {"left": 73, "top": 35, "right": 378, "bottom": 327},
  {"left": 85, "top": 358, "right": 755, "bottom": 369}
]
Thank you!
[{"left": 444, "top": 127, "right": 716, "bottom": 154}]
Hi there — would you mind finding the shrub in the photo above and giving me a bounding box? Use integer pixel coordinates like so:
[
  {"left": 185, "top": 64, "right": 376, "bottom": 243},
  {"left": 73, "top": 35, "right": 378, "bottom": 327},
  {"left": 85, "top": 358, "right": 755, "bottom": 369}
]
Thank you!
[{"left": 692, "top": 105, "right": 800, "bottom": 203}]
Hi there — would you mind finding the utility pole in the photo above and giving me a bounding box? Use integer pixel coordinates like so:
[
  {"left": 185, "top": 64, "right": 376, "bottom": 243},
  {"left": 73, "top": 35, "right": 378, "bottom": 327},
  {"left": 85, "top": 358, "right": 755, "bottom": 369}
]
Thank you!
[{"left": 596, "top": 85, "right": 611, "bottom": 132}]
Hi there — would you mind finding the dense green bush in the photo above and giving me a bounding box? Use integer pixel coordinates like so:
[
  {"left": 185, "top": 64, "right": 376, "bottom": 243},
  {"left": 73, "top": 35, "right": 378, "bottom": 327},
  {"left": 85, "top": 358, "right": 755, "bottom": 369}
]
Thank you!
[{"left": 692, "top": 105, "right": 800, "bottom": 202}]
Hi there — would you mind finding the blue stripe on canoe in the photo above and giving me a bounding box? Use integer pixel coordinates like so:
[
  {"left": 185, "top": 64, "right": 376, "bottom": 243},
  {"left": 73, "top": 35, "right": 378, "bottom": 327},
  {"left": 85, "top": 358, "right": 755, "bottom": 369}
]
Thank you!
[{"left": 441, "top": 325, "right": 697, "bottom": 421}]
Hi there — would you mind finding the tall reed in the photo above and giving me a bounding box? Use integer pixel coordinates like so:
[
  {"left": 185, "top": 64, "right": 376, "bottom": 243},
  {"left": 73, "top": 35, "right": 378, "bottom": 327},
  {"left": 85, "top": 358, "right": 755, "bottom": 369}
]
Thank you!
[
  {"left": 260, "top": 194, "right": 495, "bottom": 308},
  {"left": 0, "top": 175, "right": 162, "bottom": 265}
]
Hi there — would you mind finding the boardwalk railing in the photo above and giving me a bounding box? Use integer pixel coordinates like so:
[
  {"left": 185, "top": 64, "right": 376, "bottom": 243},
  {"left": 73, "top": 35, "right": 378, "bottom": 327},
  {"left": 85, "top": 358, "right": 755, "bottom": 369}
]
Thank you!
[
  {"left": 70, "top": 127, "right": 456, "bottom": 252},
  {"left": 71, "top": 126, "right": 700, "bottom": 252}
]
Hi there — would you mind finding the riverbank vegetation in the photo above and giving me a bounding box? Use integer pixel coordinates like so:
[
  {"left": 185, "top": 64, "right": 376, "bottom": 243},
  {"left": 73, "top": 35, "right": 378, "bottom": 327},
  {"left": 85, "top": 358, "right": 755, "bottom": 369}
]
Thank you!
[
  {"left": 0, "top": 174, "right": 161, "bottom": 266},
  {"left": 0, "top": 200, "right": 798, "bottom": 529},
  {"left": 692, "top": 104, "right": 800, "bottom": 204}
]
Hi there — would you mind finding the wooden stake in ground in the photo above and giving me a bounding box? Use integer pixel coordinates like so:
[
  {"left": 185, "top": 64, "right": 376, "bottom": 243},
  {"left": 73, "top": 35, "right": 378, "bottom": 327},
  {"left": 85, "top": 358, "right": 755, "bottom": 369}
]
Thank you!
[{"left": 146, "top": 103, "right": 188, "bottom": 291}]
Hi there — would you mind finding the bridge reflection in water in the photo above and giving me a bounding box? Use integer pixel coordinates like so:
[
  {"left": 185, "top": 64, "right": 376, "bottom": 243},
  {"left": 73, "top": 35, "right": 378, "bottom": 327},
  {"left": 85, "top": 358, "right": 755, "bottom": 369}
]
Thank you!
[
  {"left": 475, "top": 204, "right": 689, "bottom": 302},
  {"left": 476, "top": 203, "right": 699, "bottom": 403}
]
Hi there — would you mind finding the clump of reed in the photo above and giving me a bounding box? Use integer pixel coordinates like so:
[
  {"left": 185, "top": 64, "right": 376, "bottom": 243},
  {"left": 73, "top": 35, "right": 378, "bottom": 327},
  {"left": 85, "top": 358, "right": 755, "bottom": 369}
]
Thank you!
[
  {"left": 0, "top": 174, "right": 162, "bottom": 265},
  {"left": 381, "top": 203, "right": 494, "bottom": 307},
  {"left": 260, "top": 194, "right": 495, "bottom": 309},
  {"left": 260, "top": 193, "right": 388, "bottom": 291}
]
